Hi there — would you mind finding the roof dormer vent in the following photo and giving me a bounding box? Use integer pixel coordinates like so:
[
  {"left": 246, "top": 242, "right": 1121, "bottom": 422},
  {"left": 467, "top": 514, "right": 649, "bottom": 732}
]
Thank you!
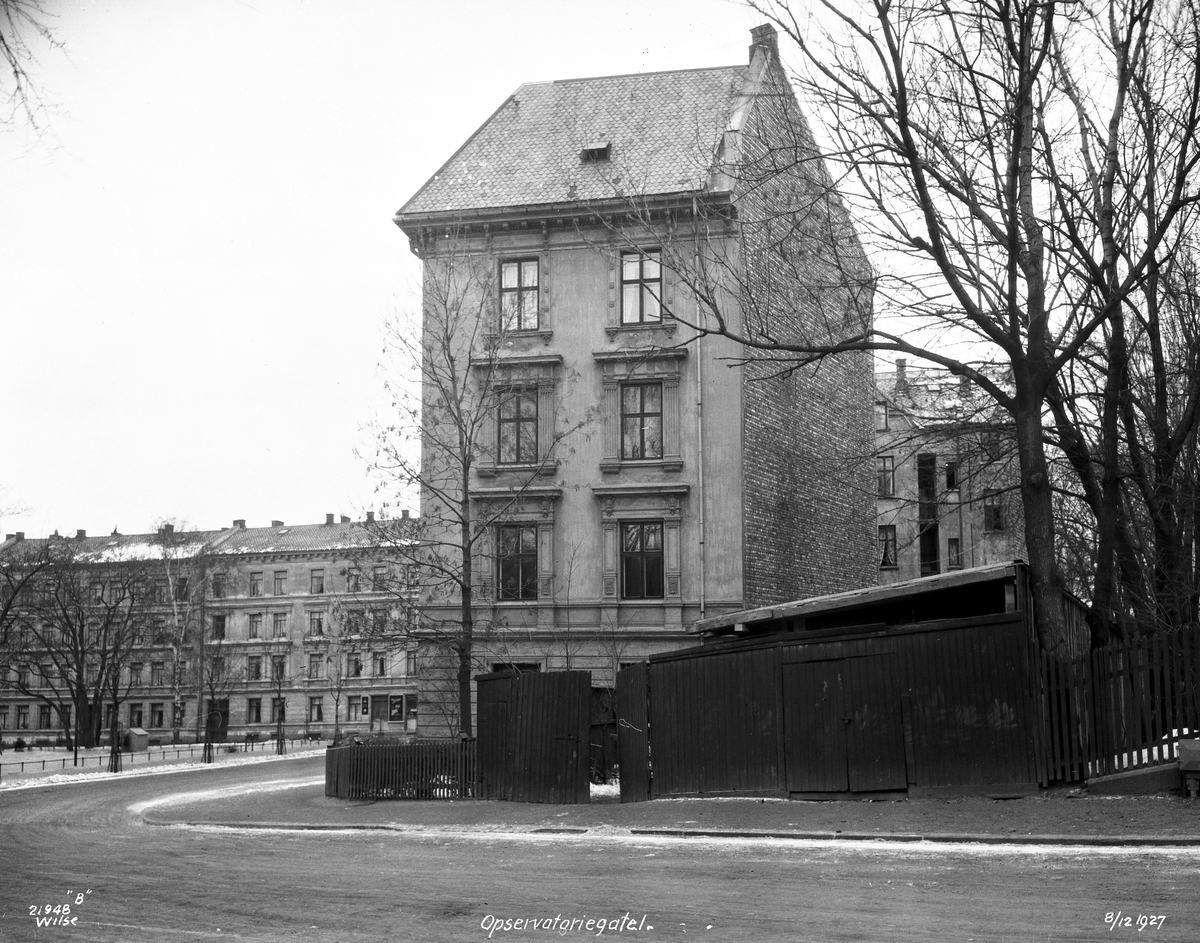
[{"left": 581, "top": 141, "right": 611, "bottom": 163}]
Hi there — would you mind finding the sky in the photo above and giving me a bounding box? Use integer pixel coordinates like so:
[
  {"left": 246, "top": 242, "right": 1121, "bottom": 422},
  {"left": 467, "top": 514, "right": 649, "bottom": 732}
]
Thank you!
[{"left": 1, "top": 0, "right": 762, "bottom": 539}]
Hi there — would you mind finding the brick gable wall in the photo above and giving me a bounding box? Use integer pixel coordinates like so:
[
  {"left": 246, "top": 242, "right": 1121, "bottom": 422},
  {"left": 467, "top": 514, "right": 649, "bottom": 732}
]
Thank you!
[{"left": 735, "top": 56, "right": 876, "bottom": 606}]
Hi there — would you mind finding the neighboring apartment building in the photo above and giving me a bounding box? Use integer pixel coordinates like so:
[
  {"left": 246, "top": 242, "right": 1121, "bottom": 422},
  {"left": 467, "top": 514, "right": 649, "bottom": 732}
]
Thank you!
[
  {"left": 0, "top": 516, "right": 416, "bottom": 745},
  {"left": 393, "top": 25, "right": 876, "bottom": 735},
  {"left": 874, "top": 359, "right": 1026, "bottom": 583}
]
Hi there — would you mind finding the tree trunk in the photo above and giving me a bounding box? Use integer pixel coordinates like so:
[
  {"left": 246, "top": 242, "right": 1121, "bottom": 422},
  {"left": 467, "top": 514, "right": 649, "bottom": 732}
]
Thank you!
[
  {"left": 107, "top": 708, "right": 121, "bottom": 773},
  {"left": 1014, "top": 402, "right": 1068, "bottom": 655}
]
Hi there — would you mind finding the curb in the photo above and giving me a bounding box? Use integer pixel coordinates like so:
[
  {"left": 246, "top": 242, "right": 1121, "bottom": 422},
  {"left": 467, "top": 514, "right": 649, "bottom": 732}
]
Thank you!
[
  {"left": 629, "top": 827, "right": 1200, "bottom": 847},
  {"left": 141, "top": 816, "right": 1200, "bottom": 847}
]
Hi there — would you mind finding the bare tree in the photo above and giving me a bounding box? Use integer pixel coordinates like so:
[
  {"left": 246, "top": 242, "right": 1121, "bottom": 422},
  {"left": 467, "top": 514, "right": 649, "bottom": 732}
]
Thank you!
[
  {"left": 1, "top": 539, "right": 152, "bottom": 754},
  {"left": 602, "top": 4, "right": 1200, "bottom": 650},
  {"left": 150, "top": 522, "right": 210, "bottom": 744},
  {"left": 0, "top": 0, "right": 60, "bottom": 132},
  {"left": 267, "top": 636, "right": 295, "bottom": 754},
  {"left": 366, "top": 234, "right": 593, "bottom": 736}
]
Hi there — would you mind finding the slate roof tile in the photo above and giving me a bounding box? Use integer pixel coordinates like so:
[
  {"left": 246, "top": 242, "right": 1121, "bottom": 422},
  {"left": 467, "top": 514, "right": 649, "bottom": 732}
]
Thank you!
[{"left": 398, "top": 65, "right": 748, "bottom": 216}]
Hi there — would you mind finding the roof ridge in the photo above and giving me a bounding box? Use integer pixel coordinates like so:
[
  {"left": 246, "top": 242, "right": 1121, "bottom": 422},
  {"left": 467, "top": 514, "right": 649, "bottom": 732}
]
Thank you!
[{"left": 513, "top": 63, "right": 744, "bottom": 88}]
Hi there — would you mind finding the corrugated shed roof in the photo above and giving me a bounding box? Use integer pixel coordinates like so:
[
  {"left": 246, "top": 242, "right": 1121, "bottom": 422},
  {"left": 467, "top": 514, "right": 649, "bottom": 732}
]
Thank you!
[{"left": 397, "top": 65, "right": 748, "bottom": 216}]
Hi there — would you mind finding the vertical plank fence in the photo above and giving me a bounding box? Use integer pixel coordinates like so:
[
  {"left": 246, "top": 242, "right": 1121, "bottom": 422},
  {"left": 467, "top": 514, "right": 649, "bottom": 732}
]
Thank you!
[
  {"left": 324, "top": 739, "right": 476, "bottom": 799},
  {"left": 1039, "top": 628, "right": 1200, "bottom": 783},
  {"left": 475, "top": 670, "right": 591, "bottom": 804}
]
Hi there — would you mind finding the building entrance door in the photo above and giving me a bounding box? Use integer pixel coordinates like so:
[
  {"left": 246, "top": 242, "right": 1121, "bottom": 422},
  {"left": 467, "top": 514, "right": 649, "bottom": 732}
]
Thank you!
[{"left": 370, "top": 695, "right": 388, "bottom": 733}]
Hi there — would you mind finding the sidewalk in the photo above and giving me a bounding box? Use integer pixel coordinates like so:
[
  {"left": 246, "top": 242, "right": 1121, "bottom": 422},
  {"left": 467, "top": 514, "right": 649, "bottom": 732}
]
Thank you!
[
  {"left": 142, "top": 770, "right": 1200, "bottom": 847},
  {"left": 0, "top": 740, "right": 327, "bottom": 787}
]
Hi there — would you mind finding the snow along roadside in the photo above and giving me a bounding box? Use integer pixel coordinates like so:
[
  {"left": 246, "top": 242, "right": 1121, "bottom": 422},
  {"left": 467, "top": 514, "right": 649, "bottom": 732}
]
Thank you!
[{"left": 0, "top": 747, "right": 325, "bottom": 792}]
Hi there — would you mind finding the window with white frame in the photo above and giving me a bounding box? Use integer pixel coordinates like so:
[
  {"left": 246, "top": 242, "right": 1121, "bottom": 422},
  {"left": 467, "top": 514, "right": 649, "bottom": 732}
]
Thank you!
[
  {"left": 497, "top": 388, "right": 539, "bottom": 465},
  {"left": 500, "top": 258, "right": 539, "bottom": 332},
  {"left": 620, "top": 251, "right": 662, "bottom": 324}
]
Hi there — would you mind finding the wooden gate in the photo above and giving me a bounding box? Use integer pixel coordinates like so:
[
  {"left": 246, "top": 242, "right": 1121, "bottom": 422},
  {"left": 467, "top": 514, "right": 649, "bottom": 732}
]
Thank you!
[
  {"left": 782, "top": 655, "right": 907, "bottom": 794},
  {"left": 615, "top": 662, "right": 650, "bottom": 802},
  {"left": 475, "top": 669, "right": 591, "bottom": 804}
]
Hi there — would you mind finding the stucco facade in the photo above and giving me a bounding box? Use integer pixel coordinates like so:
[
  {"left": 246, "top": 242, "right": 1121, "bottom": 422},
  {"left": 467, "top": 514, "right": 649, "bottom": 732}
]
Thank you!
[{"left": 394, "top": 25, "right": 875, "bottom": 736}]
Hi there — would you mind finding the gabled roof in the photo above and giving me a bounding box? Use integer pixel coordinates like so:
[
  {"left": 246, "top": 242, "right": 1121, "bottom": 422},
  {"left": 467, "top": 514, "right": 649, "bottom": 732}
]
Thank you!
[
  {"left": 207, "top": 521, "right": 385, "bottom": 556},
  {"left": 0, "top": 520, "right": 394, "bottom": 564},
  {"left": 876, "top": 363, "right": 1011, "bottom": 431},
  {"left": 396, "top": 65, "right": 750, "bottom": 218},
  {"left": 0, "top": 531, "right": 225, "bottom": 565}
]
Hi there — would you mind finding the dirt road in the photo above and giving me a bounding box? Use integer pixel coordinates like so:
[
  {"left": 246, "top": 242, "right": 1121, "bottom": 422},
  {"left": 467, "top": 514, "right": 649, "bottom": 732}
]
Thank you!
[{"left": 1, "top": 756, "right": 1196, "bottom": 942}]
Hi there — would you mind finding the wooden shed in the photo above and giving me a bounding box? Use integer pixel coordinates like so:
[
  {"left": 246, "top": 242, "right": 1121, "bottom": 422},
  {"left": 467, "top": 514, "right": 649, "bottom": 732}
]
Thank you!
[{"left": 618, "top": 562, "right": 1088, "bottom": 799}]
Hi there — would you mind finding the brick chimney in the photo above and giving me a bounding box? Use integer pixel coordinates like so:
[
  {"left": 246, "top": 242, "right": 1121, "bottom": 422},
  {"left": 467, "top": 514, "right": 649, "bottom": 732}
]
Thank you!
[
  {"left": 233, "top": 519, "right": 246, "bottom": 529},
  {"left": 76, "top": 529, "right": 86, "bottom": 539},
  {"left": 340, "top": 515, "right": 350, "bottom": 524},
  {"left": 895, "top": 357, "right": 908, "bottom": 393},
  {"left": 325, "top": 513, "right": 335, "bottom": 525},
  {"left": 365, "top": 511, "right": 375, "bottom": 523},
  {"left": 750, "top": 23, "right": 778, "bottom": 62},
  {"left": 271, "top": 520, "right": 284, "bottom": 527},
  {"left": 401, "top": 509, "right": 410, "bottom": 520}
]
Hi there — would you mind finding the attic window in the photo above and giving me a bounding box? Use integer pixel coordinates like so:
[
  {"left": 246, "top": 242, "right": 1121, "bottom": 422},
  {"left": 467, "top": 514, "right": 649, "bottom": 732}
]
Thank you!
[{"left": 581, "top": 141, "right": 611, "bottom": 163}]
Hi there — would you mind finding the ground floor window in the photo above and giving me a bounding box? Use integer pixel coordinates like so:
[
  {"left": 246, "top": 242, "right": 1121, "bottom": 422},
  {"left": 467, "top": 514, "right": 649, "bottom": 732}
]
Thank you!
[
  {"left": 247, "top": 698, "right": 262, "bottom": 724},
  {"left": 308, "top": 697, "right": 323, "bottom": 723},
  {"left": 0, "top": 706, "right": 8, "bottom": 728},
  {"left": 620, "top": 521, "right": 663, "bottom": 598},
  {"left": 497, "top": 523, "right": 538, "bottom": 600},
  {"left": 17, "top": 705, "right": 29, "bottom": 729},
  {"left": 150, "top": 703, "right": 164, "bottom": 728},
  {"left": 38, "top": 705, "right": 51, "bottom": 729},
  {"left": 948, "top": 537, "right": 963, "bottom": 569},
  {"left": 129, "top": 703, "right": 143, "bottom": 728},
  {"left": 271, "top": 698, "right": 285, "bottom": 723}
]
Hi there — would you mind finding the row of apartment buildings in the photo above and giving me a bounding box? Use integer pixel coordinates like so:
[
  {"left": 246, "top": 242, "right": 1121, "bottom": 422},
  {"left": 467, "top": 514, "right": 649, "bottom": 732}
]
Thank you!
[{"left": 0, "top": 517, "right": 419, "bottom": 745}]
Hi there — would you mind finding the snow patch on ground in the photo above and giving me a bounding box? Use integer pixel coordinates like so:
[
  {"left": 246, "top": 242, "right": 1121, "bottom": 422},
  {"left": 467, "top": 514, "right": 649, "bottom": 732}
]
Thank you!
[
  {"left": 590, "top": 782, "right": 620, "bottom": 799},
  {"left": 172, "top": 824, "right": 1200, "bottom": 857},
  {"left": 0, "top": 747, "right": 325, "bottom": 792},
  {"left": 128, "top": 776, "right": 324, "bottom": 816}
]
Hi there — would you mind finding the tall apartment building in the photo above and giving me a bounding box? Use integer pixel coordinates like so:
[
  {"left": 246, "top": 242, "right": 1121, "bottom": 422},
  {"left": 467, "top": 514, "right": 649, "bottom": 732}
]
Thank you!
[
  {"left": 874, "top": 360, "right": 1026, "bottom": 583},
  {"left": 0, "top": 517, "right": 416, "bottom": 745},
  {"left": 393, "top": 25, "right": 876, "bottom": 735}
]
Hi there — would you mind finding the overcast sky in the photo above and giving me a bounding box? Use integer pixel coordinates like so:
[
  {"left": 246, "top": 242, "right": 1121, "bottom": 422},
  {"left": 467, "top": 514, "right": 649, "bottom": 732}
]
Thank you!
[{"left": 1, "top": 0, "right": 761, "bottom": 539}]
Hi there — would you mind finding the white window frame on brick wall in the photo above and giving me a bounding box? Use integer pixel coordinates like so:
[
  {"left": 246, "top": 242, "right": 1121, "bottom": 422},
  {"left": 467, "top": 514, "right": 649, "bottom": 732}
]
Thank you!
[{"left": 594, "top": 348, "right": 686, "bottom": 473}]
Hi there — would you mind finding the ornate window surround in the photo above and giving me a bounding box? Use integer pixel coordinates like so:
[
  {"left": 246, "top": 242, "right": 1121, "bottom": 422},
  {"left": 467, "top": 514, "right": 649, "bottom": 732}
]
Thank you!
[
  {"left": 594, "top": 348, "right": 686, "bottom": 473},
  {"left": 471, "top": 353, "right": 563, "bottom": 478},
  {"left": 591, "top": 483, "right": 688, "bottom": 602},
  {"left": 469, "top": 486, "right": 561, "bottom": 606}
]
